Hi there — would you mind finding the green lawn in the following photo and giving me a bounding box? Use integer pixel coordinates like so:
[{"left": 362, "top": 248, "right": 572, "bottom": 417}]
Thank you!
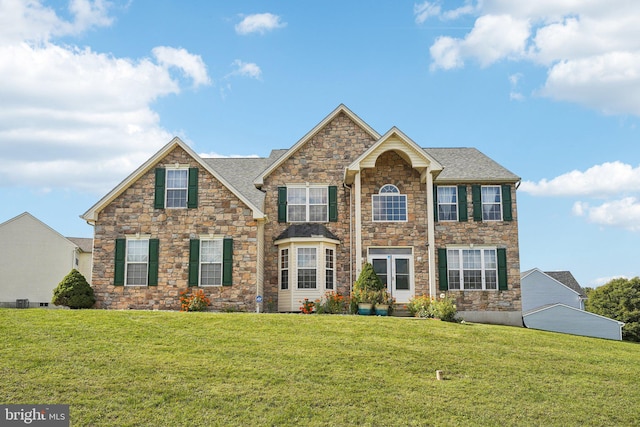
[{"left": 1, "top": 310, "right": 638, "bottom": 426}]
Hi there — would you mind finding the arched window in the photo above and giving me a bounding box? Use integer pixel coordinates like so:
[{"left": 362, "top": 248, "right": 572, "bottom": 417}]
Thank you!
[{"left": 372, "top": 184, "right": 407, "bottom": 222}]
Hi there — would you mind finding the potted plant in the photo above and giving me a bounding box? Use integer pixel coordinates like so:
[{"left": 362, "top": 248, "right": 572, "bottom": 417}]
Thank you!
[
  {"left": 374, "top": 289, "right": 395, "bottom": 316},
  {"left": 352, "top": 262, "right": 385, "bottom": 315}
]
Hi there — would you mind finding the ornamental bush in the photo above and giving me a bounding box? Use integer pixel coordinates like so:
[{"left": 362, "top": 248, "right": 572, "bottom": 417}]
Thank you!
[{"left": 52, "top": 269, "right": 96, "bottom": 309}]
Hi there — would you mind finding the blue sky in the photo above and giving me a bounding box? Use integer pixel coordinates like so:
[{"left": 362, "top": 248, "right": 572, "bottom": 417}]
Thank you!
[{"left": 1, "top": 0, "right": 640, "bottom": 288}]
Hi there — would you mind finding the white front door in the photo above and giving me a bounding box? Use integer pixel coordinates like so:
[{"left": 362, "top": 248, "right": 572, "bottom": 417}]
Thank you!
[{"left": 369, "top": 249, "right": 413, "bottom": 303}]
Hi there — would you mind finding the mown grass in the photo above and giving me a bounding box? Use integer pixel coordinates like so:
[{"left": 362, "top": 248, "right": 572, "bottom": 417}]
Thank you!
[{"left": 0, "top": 309, "right": 638, "bottom": 426}]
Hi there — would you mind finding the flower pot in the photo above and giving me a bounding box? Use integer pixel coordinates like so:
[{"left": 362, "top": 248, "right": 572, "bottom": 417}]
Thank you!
[
  {"left": 357, "top": 302, "right": 374, "bottom": 315},
  {"left": 375, "top": 304, "right": 389, "bottom": 316}
]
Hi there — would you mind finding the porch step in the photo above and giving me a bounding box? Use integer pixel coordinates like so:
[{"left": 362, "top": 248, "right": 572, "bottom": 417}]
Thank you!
[{"left": 391, "top": 305, "right": 412, "bottom": 317}]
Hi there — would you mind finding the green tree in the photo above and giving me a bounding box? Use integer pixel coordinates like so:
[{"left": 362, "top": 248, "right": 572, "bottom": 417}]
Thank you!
[
  {"left": 585, "top": 277, "right": 640, "bottom": 342},
  {"left": 52, "top": 269, "right": 96, "bottom": 309}
]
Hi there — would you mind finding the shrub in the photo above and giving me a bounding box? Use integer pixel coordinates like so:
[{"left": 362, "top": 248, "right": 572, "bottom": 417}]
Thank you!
[
  {"left": 315, "top": 292, "right": 349, "bottom": 314},
  {"left": 180, "top": 289, "right": 210, "bottom": 312},
  {"left": 52, "top": 269, "right": 96, "bottom": 309},
  {"left": 354, "top": 262, "right": 385, "bottom": 293},
  {"left": 299, "top": 298, "right": 315, "bottom": 314},
  {"left": 429, "top": 296, "right": 458, "bottom": 322},
  {"left": 407, "top": 295, "right": 432, "bottom": 317}
]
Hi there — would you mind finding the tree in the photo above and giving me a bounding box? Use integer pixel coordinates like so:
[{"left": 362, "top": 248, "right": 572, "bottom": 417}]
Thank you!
[
  {"left": 585, "top": 277, "right": 640, "bottom": 342},
  {"left": 52, "top": 269, "right": 96, "bottom": 309}
]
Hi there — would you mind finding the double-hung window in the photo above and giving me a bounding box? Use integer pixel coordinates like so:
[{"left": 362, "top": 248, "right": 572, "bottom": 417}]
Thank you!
[
  {"left": 297, "top": 247, "right": 317, "bottom": 289},
  {"left": 126, "top": 239, "right": 149, "bottom": 286},
  {"left": 166, "top": 169, "right": 188, "bottom": 208},
  {"left": 372, "top": 184, "right": 407, "bottom": 222},
  {"left": 200, "top": 239, "right": 223, "bottom": 286},
  {"left": 325, "top": 248, "right": 334, "bottom": 290},
  {"left": 437, "top": 186, "right": 458, "bottom": 221},
  {"left": 447, "top": 248, "right": 498, "bottom": 290},
  {"left": 287, "top": 187, "right": 328, "bottom": 222},
  {"left": 481, "top": 186, "right": 502, "bottom": 221},
  {"left": 280, "top": 249, "right": 289, "bottom": 290}
]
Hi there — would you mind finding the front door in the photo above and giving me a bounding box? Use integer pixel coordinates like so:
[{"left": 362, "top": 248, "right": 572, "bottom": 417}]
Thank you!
[{"left": 369, "top": 248, "right": 413, "bottom": 303}]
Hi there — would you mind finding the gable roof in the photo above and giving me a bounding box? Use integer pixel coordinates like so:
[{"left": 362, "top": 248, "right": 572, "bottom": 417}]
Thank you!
[
  {"left": 82, "top": 137, "right": 268, "bottom": 223},
  {"left": 545, "top": 271, "right": 586, "bottom": 297},
  {"left": 521, "top": 268, "right": 586, "bottom": 298},
  {"left": 253, "top": 104, "right": 380, "bottom": 187},
  {"left": 67, "top": 237, "right": 93, "bottom": 253},
  {"left": 1, "top": 212, "right": 82, "bottom": 251},
  {"left": 523, "top": 303, "right": 624, "bottom": 325},
  {"left": 344, "top": 127, "right": 443, "bottom": 185},
  {"left": 425, "top": 148, "right": 520, "bottom": 183}
]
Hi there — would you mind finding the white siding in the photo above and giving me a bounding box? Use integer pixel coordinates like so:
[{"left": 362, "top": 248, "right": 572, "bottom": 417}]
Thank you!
[
  {"left": 524, "top": 304, "right": 623, "bottom": 340},
  {"left": 521, "top": 269, "right": 582, "bottom": 311},
  {"left": 0, "top": 213, "right": 79, "bottom": 307}
]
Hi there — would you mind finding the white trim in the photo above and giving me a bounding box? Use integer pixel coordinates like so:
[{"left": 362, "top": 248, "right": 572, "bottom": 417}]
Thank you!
[
  {"left": 446, "top": 246, "right": 499, "bottom": 291},
  {"left": 164, "top": 167, "right": 189, "bottom": 209},
  {"left": 286, "top": 185, "right": 329, "bottom": 223},
  {"left": 481, "top": 185, "right": 503, "bottom": 222},
  {"left": 124, "top": 237, "right": 150, "bottom": 287},
  {"left": 198, "top": 238, "right": 223, "bottom": 287},
  {"left": 426, "top": 168, "right": 436, "bottom": 298},
  {"left": 436, "top": 185, "right": 458, "bottom": 222}
]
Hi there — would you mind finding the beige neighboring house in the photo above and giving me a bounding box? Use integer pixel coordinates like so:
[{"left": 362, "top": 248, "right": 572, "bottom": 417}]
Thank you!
[{"left": 0, "top": 212, "right": 93, "bottom": 308}]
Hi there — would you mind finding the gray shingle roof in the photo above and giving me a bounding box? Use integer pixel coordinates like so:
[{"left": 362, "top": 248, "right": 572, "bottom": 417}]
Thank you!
[
  {"left": 202, "top": 147, "right": 519, "bottom": 211},
  {"left": 425, "top": 148, "right": 520, "bottom": 183},
  {"left": 203, "top": 150, "right": 286, "bottom": 210},
  {"left": 275, "top": 224, "right": 340, "bottom": 242},
  {"left": 545, "top": 271, "right": 586, "bottom": 297},
  {"left": 67, "top": 237, "right": 93, "bottom": 253}
]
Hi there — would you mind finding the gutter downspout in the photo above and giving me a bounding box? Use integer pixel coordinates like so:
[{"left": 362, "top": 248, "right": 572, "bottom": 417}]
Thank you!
[{"left": 426, "top": 166, "right": 436, "bottom": 297}]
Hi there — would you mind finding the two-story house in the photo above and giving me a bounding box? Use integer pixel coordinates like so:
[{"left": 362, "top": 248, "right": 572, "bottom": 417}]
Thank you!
[{"left": 82, "top": 105, "right": 522, "bottom": 325}]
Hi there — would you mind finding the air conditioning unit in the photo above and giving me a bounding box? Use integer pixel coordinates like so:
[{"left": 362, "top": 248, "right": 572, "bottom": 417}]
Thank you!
[{"left": 16, "top": 299, "right": 29, "bottom": 309}]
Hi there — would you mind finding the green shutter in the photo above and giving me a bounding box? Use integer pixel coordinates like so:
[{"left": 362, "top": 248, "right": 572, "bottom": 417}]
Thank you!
[
  {"left": 501, "top": 184, "right": 512, "bottom": 221},
  {"left": 114, "top": 239, "right": 126, "bottom": 286},
  {"left": 154, "top": 168, "right": 166, "bottom": 209},
  {"left": 438, "top": 248, "right": 448, "bottom": 291},
  {"left": 148, "top": 239, "right": 159, "bottom": 286},
  {"left": 433, "top": 185, "right": 439, "bottom": 222},
  {"left": 458, "top": 185, "right": 468, "bottom": 222},
  {"left": 472, "top": 185, "right": 482, "bottom": 221},
  {"left": 497, "top": 248, "right": 508, "bottom": 290},
  {"left": 188, "top": 239, "right": 200, "bottom": 287},
  {"left": 222, "top": 238, "right": 233, "bottom": 286},
  {"left": 188, "top": 167, "right": 198, "bottom": 208},
  {"left": 328, "top": 186, "right": 338, "bottom": 222},
  {"left": 277, "top": 187, "right": 287, "bottom": 223}
]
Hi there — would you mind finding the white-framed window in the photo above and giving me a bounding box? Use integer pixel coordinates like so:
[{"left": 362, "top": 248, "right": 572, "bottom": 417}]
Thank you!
[
  {"left": 200, "top": 239, "right": 223, "bottom": 286},
  {"left": 287, "top": 186, "right": 328, "bottom": 222},
  {"left": 126, "top": 239, "right": 149, "bottom": 286},
  {"left": 166, "top": 168, "right": 189, "bottom": 208},
  {"left": 280, "top": 248, "right": 289, "bottom": 290},
  {"left": 297, "top": 247, "right": 317, "bottom": 289},
  {"left": 325, "top": 248, "right": 334, "bottom": 290},
  {"left": 372, "top": 184, "right": 407, "bottom": 222},
  {"left": 447, "top": 248, "right": 497, "bottom": 290},
  {"left": 481, "top": 186, "right": 502, "bottom": 221},
  {"left": 437, "top": 186, "right": 458, "bottom": 221}
]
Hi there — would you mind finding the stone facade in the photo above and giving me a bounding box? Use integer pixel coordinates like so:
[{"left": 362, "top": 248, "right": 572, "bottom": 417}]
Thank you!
[
  {"left": 86, "top": 105, "right": 522, "bottom": 323},
  {"left": 91, "top": 146, "right": 259, "bottom": 311},
  {"left": 261, "top": 112, "right": 377, "bottom": 303},
  {"left": 435, "top": 185, "right": 521, "bottom": 315}
]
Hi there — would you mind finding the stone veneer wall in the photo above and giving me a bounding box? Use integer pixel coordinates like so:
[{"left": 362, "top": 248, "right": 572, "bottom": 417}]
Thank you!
[
  {"left": 261, "top": 112, "right": 377, "bottom": 305},
  {"left": 434, "top": 185, "right": 521, "bottom": 315},
  {"left": 91, "top": 146, "right": 259, "bottom": 311},
  {"left": 360, "top": 151, "right": 430, "bottom": 295}
]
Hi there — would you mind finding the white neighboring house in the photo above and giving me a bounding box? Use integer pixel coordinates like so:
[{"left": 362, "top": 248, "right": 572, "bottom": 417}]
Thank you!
[
  {"left": 521, "top": 268, "right": 624, "bottom": 341},
  {"left": 0, "top": 212, "right": 93, "bottom": 308}
]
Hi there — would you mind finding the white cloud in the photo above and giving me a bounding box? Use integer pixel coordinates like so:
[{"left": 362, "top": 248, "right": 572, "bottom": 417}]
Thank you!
[
  {"left": 523, "top": 161, "right": 640, "bottom": 232},
  {"left": 229, "top": 60, "right": 262, "bottom": 80},
  {"left": 425, "top": 1, "right": 640, "bottom": 116},
  {"left": 414, "top": 2, "right": 441, "bottom": 25},
  {"left": 0, "top": 0, "right": 212, "bottom": 194},
  {"left": 235, "top": 13, "right": 286, "bottom": 35},
  {"left": 152, "top": 46, "right": 211, "bottom": 87},
  {"left": 520, "top": 161, "right": 640, "bottom": 197}
]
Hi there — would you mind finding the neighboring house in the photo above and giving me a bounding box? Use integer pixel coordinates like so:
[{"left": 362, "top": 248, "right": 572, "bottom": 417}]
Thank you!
[
  {"left": 0, "top": 212, "right": 93, "bottom": 308},
  {"left": 82, "top": 105, "right": 522, "bottom": 325},
  {"left": 521, "top": 268, "right": 624, "bottom": 340}
]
